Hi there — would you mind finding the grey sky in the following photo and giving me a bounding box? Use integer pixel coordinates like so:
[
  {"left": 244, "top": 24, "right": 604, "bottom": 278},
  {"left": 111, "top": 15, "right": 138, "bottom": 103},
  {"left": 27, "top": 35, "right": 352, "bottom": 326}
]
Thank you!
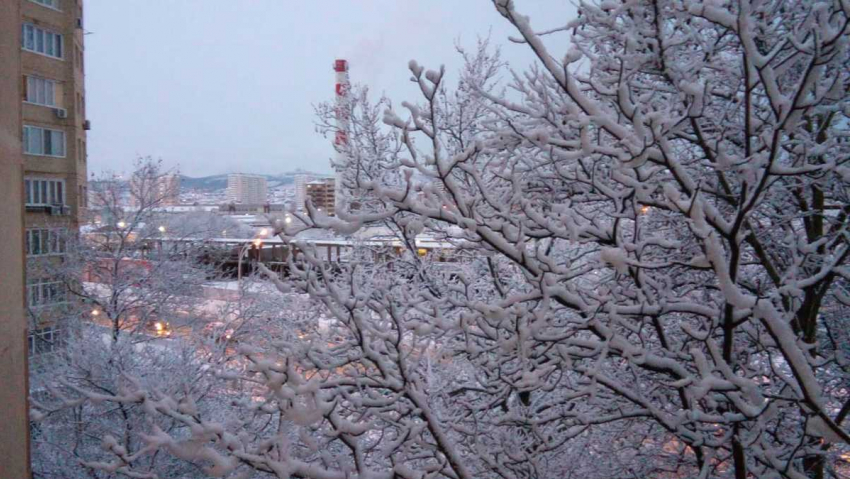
[{"left": 85, "top": 1, "right": 575, "bottom": 177}]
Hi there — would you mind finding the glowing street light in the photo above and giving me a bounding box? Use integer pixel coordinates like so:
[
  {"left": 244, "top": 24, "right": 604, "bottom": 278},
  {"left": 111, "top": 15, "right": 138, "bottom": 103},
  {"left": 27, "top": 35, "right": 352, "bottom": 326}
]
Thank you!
[
  {"left": 284, "top": 216, "right": 292, "bottom": 224},
  {"left": 158, "top": 225, "right": 166, "bottom": 233},
  {"left": 259, "top": 228, "right": 268, "bottom": 237},
  {"left": 117, "top": 221, "right": 126, "bottom": 228},
  {"left": 91, "top": 309, "right": 100, "bottom": 317},
  {"left": 639, "top": 205, "right": 650, "bottom": 215}
]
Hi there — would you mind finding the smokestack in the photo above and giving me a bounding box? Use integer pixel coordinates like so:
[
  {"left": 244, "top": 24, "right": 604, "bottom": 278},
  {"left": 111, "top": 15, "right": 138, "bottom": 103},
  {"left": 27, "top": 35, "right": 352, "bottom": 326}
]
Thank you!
[
  {"left": 333, "top": 59, "right": 350, "bottom": 213},
  {"left": 333, "top": 59, "right": 350, "bottom": 150}
]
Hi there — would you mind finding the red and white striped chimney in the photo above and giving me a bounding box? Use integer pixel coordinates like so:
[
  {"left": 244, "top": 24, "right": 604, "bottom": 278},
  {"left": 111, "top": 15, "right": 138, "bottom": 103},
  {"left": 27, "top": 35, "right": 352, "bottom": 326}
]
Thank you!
[
  {"left": 333, "top": 59, "right": 350, "bottom": 154},
  {"left": 333, "top": 59, "right": 350, "bottom": 213}
]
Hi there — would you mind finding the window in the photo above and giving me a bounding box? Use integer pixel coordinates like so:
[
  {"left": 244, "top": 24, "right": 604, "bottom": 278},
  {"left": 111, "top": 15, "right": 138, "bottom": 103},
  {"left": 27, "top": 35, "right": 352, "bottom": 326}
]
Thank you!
[
  {"left": 24, "top": 125, "right": 65, "bottom": 157},
  {"left": 24, "top": 178, "right": 65, "bottom": 206},
  {"left": 25, "top": 76, "right": 58, "bottom": 107},
  {"left": 22, "top": 23, "right": 63, "bottom": 59},
  {"left": 28, "top": 327, "right": 63, "bottom": 357},
  {"left": 27, "top": 278, "right": 67, "bottom": 308},
  {"left": 29, "top": 0, "right": 60, "bottom": 10},
  {"left": 26, "top": 228, "right": 67, "bottom": 256}
]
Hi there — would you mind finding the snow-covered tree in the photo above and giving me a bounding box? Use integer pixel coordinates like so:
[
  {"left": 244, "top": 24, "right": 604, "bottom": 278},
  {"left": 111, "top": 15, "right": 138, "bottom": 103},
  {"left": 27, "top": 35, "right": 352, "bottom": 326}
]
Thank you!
[
  {"left": 28, "top": 159, "right": 277, "bottom": 478},
  {"left": 34, "top": 1, "right": 850, "bottom": 478}
]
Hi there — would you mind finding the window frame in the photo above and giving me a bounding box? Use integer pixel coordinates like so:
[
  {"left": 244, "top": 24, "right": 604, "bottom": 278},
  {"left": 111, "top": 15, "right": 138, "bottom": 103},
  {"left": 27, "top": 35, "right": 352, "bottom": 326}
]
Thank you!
[
  {"left": 28, "top": 0, "right": 61, "bottom": 11},
  {"left": 24, "top": 125, "right": 66, "bottom": 157},
  {"left": 24, "top": 178, "right": 66, "bottom": 206},
  {"left": 26, "top": 278, "right": 68, "bottom": 308},
  {"left": 21, "top": 22, "right": 63, "bottom": 60},
  {"left": 26, "top": 228, "right": 67, "bottom": 257},
  {"left": 24, "top": 75, "right": 59, "bottom": 108},
  {"left": 28, "top": 326, "right": 64, "bottom": 357}
]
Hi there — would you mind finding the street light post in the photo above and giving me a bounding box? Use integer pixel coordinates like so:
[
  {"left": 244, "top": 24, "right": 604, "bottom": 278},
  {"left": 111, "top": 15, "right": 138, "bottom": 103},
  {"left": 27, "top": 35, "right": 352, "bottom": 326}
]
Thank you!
[
  {"left": 237, "top": 238, "right": 262, "bottom": 287},
  {"left": 157, "top": 225, "right": 165, "bottom": 256},
  {"left": 237, "top": 244, "right": 248, "bottom": 284}
]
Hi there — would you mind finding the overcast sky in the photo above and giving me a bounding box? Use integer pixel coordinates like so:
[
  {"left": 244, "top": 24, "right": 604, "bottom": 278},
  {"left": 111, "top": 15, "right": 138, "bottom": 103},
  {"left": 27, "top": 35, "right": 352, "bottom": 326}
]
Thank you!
[{"left": 85, "top": 1, "right": 575, "bottom": 177}]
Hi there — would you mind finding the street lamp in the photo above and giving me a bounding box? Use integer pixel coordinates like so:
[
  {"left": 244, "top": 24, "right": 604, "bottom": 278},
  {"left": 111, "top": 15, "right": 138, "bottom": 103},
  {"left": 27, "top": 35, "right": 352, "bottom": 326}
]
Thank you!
[
  {"left": 117, "top": 221, "right": 126, "bottom": 229},
  {"left": 237, "top": 239, "right": 263, "bottom": 284},
  {"left": 158, "top": 225, "right": 166, "bottom": 233}
]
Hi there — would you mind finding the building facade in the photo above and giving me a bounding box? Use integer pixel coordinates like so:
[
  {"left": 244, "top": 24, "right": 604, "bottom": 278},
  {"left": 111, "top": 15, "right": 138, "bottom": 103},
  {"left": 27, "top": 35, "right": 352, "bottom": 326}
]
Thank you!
[
  {"left": 22, "top": 0, "right": 87, "bottom": 359},
  {"left": 305, "top": 178, "right": 336, "bottom": 216},
  {"left": 157, "top": 173, "right": 181, "bottom": 206},
  {"left": 293, "top": 174, "right": 314, "bottom": 212},
  {"left": 226, "top": 173, "right": 267, "bottom": 204},
  {"left": 129, "top": 171, "right": 180, "bottom": 207}
]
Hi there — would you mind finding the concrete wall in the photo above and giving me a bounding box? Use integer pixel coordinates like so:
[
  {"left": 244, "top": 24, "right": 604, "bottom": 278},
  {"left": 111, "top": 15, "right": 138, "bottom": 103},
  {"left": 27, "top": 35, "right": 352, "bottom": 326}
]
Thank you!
[{"left": 0, "top": 0, "right": 32, "bottom": 476}]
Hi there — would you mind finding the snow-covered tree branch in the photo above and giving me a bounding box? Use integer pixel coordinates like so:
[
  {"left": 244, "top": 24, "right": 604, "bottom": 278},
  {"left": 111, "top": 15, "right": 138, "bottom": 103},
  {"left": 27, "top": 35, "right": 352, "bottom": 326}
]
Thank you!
[{"left": 32, "top": 1, "right": 850, "bottom": 478}]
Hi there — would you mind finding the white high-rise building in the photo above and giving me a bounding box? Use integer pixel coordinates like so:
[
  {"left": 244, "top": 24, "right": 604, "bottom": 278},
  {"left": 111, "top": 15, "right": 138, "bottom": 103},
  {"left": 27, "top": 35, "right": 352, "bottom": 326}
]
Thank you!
[
  {"left": 293, "top": 174, "right": 314, "bottom": 211},
  {"left": 226, "top": 174, "right": 267, "bottom": 204}
]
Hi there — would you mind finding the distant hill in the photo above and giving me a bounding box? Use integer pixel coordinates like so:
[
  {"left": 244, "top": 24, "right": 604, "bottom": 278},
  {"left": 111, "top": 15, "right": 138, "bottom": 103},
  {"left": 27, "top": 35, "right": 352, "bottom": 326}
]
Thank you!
[{"left": 180, "top": 172, "right": 332, "bottom": 191}]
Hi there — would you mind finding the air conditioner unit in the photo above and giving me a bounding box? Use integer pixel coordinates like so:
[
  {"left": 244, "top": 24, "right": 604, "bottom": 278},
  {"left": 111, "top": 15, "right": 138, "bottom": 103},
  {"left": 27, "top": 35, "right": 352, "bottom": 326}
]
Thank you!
[
  {"left": 54, "top": 108, "right": 68, "bottom": 119},
  {"left": 49, "top": 205, "right": 63, "bottom": 216},
  {"left": 83, "top": 120, "right": 91, "bottom": 131},
  {"left": 62, "top": 206, "right": 72, "bottom": 216}
]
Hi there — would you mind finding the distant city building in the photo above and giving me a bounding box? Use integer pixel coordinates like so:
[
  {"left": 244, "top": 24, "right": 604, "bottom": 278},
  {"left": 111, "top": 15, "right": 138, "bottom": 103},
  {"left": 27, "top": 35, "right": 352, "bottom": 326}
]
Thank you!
[
  {"left": 305, "top": 178, "right": 336, "bottom": 216},
  {"left": 157, "top": 174, "right": 181, "bottom": 206},
  {"left": 219, "top": 203, "right": 288, "bottom": 215},
  {"left": 226, "top": 174, "right": 267, "bottom": 204},
  {"left": 293, "top": 174, "right": 315, "bottom": 211},
  {"left": 129, "top": 171, "right": 180, "bottom": 207}
]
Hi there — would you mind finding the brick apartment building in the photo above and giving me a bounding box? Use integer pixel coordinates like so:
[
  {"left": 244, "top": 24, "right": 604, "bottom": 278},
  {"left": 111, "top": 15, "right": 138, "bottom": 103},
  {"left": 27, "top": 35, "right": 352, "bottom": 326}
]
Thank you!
[{"left": 0, "top": 0, "right": 88, "bottom": 475}]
